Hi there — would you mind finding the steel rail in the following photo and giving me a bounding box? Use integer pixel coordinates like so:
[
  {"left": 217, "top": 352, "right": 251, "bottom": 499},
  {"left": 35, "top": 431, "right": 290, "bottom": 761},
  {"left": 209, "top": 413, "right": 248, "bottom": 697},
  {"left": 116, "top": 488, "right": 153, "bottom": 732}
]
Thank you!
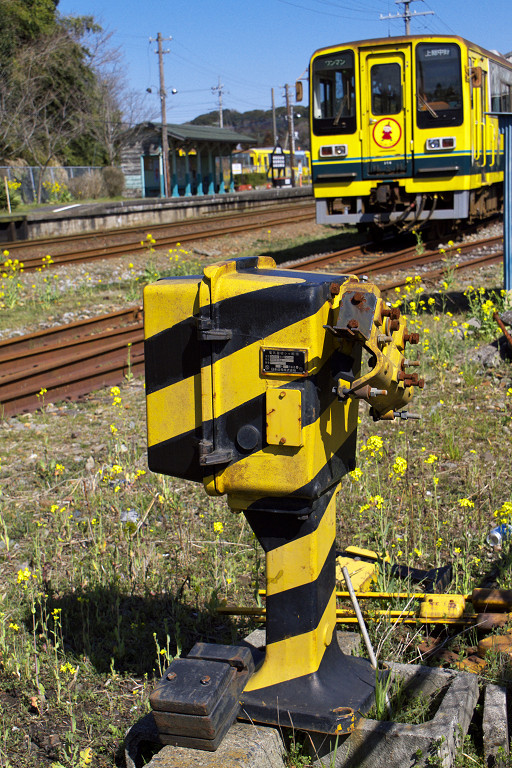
[
  {"left": 0, "top": 337, "right": 144, "bottom": 418},
  {"left": 0, "top": 307, "right": 145, "bottom": 418},
  {"left": 297, "top": 234, "right": 503, "bottom": 276},
  {"left": 0, "top": 234, "right": 504, "bottom": 418},
  {"left": 4, "top": 203, "right": 316, "bottom": 271},
  {"left": 0, "top": 322, "right": 143, "bottom": 377},
  {"left": 379, "top": 250, "right": 504, "bottom": 291},
  {"left": 338, "top": 235, "right": 503, "bottom": 277},
  {"left": 6, "top": 201, "right": 315, "bottom": 252},
  {"left": 0, "top": 306, "right": 142, "bottom": 355},
  {"left": 494, "top": 311, "right": 512, "bottom": 351},
  {"left": 284, "top": 242, "right": 374, "bottom": 271}
]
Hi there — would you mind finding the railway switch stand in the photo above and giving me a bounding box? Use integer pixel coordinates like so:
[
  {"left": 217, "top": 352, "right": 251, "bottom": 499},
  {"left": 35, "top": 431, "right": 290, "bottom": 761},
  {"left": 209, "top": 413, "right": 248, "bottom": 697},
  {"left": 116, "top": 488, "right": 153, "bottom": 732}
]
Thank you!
[{"left": 144, "top": 255, "right": 421, "bottom": 750}]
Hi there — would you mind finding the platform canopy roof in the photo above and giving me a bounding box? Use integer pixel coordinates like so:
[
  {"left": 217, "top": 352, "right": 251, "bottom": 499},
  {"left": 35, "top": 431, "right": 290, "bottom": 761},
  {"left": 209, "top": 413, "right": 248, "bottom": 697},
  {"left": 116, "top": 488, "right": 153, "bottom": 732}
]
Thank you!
[{"left": 145, "top": 122, "right": 255, "bottom": 146}]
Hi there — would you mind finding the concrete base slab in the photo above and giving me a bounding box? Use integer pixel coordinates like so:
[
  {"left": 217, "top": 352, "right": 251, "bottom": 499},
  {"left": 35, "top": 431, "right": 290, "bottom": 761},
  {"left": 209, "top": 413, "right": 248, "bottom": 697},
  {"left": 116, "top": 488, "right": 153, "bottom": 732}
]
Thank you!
[
  {"left": 483, "top": 684, "right": 509, "bottom": 766},
  {"left": 306, "top": 662, "right": 479, "bottom": 768},
  {"left": 125, "top": 717, "right": 285, "bottom": 768},
  {"left": 126, "top": 634, "right": 478, "bottom": 768}
]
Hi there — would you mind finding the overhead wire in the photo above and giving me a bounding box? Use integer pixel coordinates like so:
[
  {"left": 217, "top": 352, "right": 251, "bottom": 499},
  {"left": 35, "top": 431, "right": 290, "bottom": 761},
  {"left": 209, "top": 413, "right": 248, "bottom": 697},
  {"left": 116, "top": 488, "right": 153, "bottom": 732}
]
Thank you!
[{"left": 276, "top": 0, "right": 377, "bottom": 20}]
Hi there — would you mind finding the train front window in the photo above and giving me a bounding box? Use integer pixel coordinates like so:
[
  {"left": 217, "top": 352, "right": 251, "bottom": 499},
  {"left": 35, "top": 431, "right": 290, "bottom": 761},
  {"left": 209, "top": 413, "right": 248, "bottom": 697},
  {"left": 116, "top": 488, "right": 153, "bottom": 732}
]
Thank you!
[
  {"left": 312, "top": 50, "right": 356, "bottom": 134},
  {"left": 416, "top": 43, "right": 463, "bottom": 128},
  {"left": 371, "top": 64, "right": 402, "bottom": 115}
]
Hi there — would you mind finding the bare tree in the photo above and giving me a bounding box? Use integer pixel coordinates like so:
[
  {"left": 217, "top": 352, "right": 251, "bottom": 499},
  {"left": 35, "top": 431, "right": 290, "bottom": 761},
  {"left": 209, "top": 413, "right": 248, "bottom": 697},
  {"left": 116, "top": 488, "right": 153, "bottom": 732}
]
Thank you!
[
  {"left": 3, "top": 29, "right": 92, "bottom": 200},
  {"left": 85, "top": 28, "right": 155, "bottom": 164},
  {"left": 0, "top": 14, "right": 156, "bottom": 183}
]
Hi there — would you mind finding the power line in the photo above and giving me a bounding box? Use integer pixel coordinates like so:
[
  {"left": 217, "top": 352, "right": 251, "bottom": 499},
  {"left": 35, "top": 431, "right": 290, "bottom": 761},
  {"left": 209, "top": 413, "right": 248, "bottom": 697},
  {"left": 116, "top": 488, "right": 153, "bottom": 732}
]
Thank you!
[
  {"left": 380, "top": 0, "right": 433, "bottom": 35},
  {"left": 276, "top": 0, "right": 377, "bottom": 19}
]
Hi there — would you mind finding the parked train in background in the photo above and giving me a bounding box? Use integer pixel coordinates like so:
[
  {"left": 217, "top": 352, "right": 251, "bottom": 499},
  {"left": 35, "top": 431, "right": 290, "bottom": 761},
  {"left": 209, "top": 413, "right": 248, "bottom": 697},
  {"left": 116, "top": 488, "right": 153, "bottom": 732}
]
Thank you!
[
  {"left": 303, "top": 35, "right": 512, "bottom": 232},
  {"left": 232, "top": 147, "right": 311, "bottom": 185}
]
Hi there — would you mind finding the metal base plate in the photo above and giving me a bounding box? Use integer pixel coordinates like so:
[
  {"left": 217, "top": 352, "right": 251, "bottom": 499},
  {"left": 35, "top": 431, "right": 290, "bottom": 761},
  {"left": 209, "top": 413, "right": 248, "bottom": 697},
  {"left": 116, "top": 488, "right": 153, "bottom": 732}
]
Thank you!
[{"left": 239, "top": 640, "right": 377, "bottom": 735}]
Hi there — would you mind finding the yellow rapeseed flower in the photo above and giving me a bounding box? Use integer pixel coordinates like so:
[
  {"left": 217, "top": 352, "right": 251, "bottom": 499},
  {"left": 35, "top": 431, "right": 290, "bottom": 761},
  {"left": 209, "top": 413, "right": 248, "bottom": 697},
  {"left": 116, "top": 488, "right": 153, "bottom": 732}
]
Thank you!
[
  {"left": 360, "top": 435, "right": 384, "bottom": 459},
  {"left": 391, "top": 456, "right": 407, "bottom": 478},
  {"left": 60, "top": 662, "right": 77, "bottom": 675}
]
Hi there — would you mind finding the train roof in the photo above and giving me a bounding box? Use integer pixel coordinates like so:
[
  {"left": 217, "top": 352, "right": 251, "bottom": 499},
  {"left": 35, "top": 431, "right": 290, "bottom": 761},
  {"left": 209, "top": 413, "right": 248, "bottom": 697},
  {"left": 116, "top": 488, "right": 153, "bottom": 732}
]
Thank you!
[{"left": 311, "top": 35, "right": 512, "bottom": 67}]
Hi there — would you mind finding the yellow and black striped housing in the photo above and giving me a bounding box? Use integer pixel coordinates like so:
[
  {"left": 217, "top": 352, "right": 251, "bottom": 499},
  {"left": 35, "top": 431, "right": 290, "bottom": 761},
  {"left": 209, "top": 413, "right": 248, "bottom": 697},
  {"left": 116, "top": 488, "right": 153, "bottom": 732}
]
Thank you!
[
  {"left": 145, "top": 255, "right": 365, "bottom": 513},
  {"left": 240, "top": 481, "right": 379, "bottom": 734},
  {"left": 145, "top": 255, "right": 414, "bottom": 513}
]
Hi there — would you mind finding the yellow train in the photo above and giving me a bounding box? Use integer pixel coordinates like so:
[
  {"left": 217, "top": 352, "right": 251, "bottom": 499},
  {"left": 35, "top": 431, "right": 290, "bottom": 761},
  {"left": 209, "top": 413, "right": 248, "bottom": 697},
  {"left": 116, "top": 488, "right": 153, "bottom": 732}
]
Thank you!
[
  {"left": 232, "top": 147, "right": 311, "bottom": 183},
  {"left": 306, "top": 35, "right": 512, "bottom": 232}
]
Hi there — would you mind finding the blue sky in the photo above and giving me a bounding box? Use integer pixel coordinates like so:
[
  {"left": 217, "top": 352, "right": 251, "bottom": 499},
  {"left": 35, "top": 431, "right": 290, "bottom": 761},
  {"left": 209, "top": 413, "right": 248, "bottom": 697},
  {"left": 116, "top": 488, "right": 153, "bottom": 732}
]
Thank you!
[{"left": 57, "top": 0, "right": 512, "bottom": 124}]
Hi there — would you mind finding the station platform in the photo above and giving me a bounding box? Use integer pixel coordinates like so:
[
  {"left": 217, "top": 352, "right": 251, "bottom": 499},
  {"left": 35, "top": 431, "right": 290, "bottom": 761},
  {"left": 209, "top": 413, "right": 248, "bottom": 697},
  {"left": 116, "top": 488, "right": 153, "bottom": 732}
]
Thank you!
[{"left": 0, "top": 186, "right": 312, "bottom": 242}]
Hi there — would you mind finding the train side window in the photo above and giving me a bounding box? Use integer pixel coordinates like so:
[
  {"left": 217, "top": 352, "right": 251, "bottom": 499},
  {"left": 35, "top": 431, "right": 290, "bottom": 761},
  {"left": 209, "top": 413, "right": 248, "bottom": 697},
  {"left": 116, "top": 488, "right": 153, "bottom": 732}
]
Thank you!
[
  {"left": 312, "top": 50, "right": 356, "bottom": 135},
  {"left": 490, "top": 59, "right": 512, "bottom": 112},
  {"left": 416, "top": 43, "right": 463, "bottom": 128},
  {"left": 371, "top": 64, "right": 402, "bottom": 115}
]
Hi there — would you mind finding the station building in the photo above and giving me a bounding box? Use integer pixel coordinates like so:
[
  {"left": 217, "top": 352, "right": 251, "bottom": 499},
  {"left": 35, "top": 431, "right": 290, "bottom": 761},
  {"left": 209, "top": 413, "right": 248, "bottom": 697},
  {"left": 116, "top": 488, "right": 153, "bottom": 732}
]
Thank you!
[{"left": 120, "top": 122, "right": 255, "bottom": 198}]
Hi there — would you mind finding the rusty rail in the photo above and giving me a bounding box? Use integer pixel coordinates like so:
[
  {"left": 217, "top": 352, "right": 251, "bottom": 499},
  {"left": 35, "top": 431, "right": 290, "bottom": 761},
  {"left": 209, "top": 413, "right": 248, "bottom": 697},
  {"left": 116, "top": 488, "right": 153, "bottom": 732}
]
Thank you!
[
  {"left": 3, "top": 203, "right": 316, "bottom": 271},
  {"left": 0, "top": 308, "right": 144, "bottom": 418},
  {"left": 297, "top": 233, "right": 504, "bottom": 277},
  {"left": 494, "top": 311, "right": 512, "bottom": 351},
  {"left": 379, "top": 250, "right": 503, "bottom": 292},
  {"left": 0, "top": 232, "right": 505, "bottom": 419}
]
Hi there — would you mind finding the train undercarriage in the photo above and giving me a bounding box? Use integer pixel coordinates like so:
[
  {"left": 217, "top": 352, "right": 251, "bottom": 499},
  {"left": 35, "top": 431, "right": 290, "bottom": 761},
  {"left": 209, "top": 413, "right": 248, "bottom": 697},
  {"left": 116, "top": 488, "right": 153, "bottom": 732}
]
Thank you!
[
  {"left": 316, "top": 181, "right": 503, "bottom": 234},
  {"left": 316, "top": 183, "right": 503, "bottom": 230}
]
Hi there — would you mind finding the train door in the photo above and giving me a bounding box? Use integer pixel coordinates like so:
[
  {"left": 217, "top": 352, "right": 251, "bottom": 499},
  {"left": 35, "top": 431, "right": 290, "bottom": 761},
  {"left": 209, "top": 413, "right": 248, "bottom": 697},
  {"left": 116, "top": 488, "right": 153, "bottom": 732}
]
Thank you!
[
  {"left": 469, "top": 54, "right": 488, "bottom": 175},
  {"left": 361, "top": 48, "right": 411, "bottom": 178}
]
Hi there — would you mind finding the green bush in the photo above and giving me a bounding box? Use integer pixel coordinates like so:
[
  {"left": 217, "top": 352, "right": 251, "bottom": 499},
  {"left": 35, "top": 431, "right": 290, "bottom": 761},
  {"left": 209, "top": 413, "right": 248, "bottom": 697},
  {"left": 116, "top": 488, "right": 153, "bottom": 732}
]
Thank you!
[
  {"left": 0, "top": 178, "right": 22, "bottom": 210},
  {"left": 237, "top": 172, "right": 268, "bottom": 188},
  {"left": 102, "top": 166, "right": 125, "bottom": 197}
]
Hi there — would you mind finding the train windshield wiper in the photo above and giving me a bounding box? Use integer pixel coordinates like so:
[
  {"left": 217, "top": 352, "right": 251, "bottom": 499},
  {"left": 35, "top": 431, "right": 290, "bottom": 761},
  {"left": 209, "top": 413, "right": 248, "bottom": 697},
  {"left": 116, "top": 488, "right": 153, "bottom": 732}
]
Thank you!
[
  {"left": 418, "top": 93, "right": 439, "bottom": 118},
  {"left": 333, "top": 96, "right": 350, "bottom": 125}
]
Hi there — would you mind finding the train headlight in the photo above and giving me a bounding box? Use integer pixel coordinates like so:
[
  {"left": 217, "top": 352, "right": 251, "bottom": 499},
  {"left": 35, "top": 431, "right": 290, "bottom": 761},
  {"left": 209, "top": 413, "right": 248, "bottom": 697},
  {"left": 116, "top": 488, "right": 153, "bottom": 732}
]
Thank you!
[
  {"left": 426, "top": 137, "right": 456, "bottom": 151},
  {"left": 319, "top": 144, "right": 348, "bottom": 158}
]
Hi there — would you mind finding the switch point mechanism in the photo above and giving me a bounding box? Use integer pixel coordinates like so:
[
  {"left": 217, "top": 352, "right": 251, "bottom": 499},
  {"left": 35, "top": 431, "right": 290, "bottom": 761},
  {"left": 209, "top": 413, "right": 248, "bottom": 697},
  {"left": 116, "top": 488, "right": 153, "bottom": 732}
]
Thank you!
[
  {"left": 143, "top": 255, "right": 423, "bottom": 750},
  {"left": 394, "top": 410, "right": 421, "bottom": 420}
]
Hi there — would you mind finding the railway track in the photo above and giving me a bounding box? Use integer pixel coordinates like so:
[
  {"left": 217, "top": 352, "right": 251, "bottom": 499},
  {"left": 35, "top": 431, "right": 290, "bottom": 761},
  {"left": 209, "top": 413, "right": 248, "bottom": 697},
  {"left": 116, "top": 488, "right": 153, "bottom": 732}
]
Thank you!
[
  {"left": 2, "top": 202, "right": 316, "bottom": 271},
  {"left": 0, "top": 307, "right": 144, "bottom": 418},
  {"left": 0, "top": 232, "right": 504, "bottom": 419},
  {"left": 292, "top": 233, "right": 503, "bottom": 277}
]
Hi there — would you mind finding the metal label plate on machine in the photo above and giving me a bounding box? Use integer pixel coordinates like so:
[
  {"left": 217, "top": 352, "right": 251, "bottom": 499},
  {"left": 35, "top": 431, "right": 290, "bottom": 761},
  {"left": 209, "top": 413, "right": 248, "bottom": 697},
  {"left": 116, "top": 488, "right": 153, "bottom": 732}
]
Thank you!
[{"left": 261, "top": 348, "right": 308, "bottom": 376}]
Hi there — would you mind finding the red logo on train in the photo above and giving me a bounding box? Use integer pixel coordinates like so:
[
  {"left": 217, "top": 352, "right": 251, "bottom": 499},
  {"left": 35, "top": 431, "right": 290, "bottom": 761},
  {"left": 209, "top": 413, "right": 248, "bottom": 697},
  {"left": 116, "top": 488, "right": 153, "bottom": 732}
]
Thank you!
[{"left": 372, "top": 118, "right": 402, "bottom": 149}]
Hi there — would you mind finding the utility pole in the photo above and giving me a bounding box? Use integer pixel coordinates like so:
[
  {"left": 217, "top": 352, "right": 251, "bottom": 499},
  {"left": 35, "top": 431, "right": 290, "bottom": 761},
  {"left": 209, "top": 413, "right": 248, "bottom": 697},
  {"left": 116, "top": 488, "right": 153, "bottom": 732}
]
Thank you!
[
  {"left": 271, "top": 87, "right": 278, "bottom": 145},
  {"left": 285, "top": 84, "right": 296, "bottom": 187},
  {"left": 380, "top": 0, "right": 433, "bottom": 35},
  {"left": 212, "top": 77, "right": 225, "bottom": 128},
  {"left": 149, "top": 32, "right": 172, "bottom": 197}
]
